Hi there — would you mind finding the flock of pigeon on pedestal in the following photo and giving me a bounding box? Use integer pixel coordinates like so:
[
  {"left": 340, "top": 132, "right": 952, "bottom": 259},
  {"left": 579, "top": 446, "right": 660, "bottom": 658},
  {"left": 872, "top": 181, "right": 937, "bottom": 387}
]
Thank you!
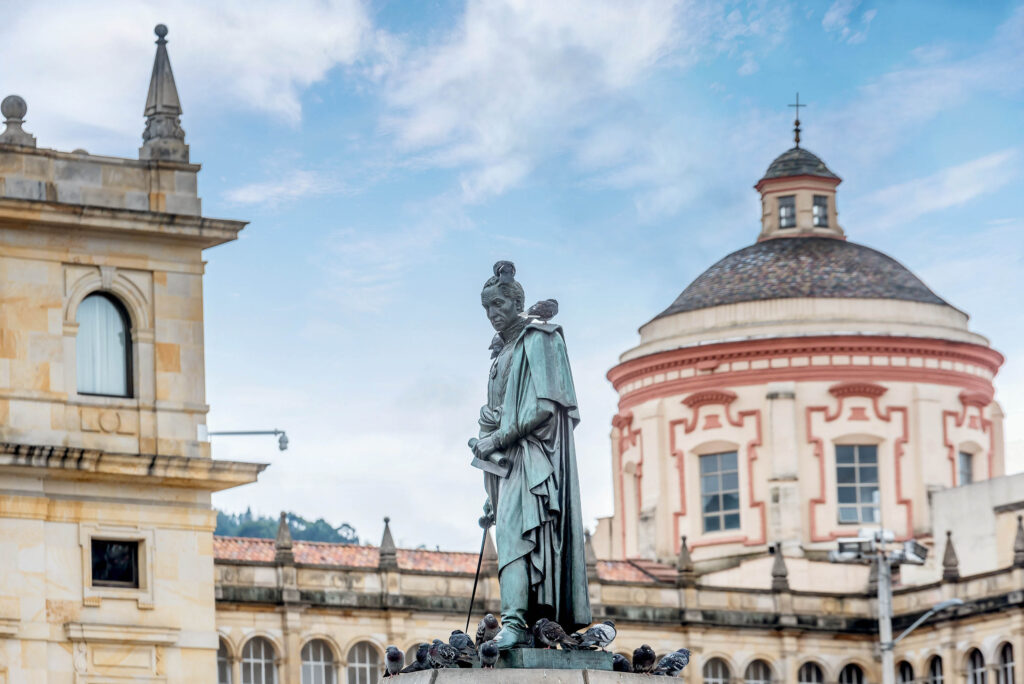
[{"left": 382, "top": 615, "right": 691, "bottom": 677}]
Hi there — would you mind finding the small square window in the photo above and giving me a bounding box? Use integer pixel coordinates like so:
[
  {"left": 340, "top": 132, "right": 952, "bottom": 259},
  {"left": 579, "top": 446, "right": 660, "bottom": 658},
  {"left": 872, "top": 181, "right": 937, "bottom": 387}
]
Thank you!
[
  {"left": 778, "top": 196, "right": 796, "bottom": 228},
  {"left": 91, "top": 539, "right": 139, "bottom": 588},
  {"left": 813, "top": 195, "right": 829, "bottom": 227}
]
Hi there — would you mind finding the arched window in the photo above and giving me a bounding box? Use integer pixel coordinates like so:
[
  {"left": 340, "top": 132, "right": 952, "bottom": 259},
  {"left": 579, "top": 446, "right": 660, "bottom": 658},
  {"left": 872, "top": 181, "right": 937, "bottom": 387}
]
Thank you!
[
  {"left": 746, "top": 659, "right": 773, "bottom": 684},
  {"left": 927, "top": 656, "right": 944, "bottom": 684},
  {"left": 998, "top": 644, "right": 1015, "bottom": 684},
  {"left": 899, "top": 661, "right": 915, "bottom": 684},
  {"left": 968, "top": 650, "right": 987, "bottom": 684},
  {"left": 241, "top": 637, "right": 276, "bottom": 684},
  {"left": 839, "top": 664, "right": 865, "bottom": 684},
  {"left": 799, "top": 662, "right": 824, "bottom": 684},
  {"left": 302, "top": 639, "right": 336, "bottom": 684},
  {"left": 346, "top": 642, "right": 380, "bottom": 684},
  {"left": 704, "top": 657, "right": 732, "bottom": 684},
  {"left": 76, "top": 293, "right": 132, "bottom": 397},
  {"left": 218, "top": 640, "right": 233, "bottom": 684}
]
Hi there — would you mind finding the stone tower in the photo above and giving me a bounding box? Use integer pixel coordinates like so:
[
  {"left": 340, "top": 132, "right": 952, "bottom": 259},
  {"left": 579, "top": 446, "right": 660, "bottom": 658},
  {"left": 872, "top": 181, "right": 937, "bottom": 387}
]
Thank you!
[{"left": 0, "top": 26, "right": 264, "bottom": 682}]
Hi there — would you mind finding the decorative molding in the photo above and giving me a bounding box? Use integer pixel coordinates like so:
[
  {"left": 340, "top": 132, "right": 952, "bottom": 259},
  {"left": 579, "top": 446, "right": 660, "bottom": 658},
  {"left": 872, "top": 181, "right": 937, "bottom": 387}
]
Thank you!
[
  {"left": 79, "top": 524, "right": 156, "bottom": 610},
  {"left": 683, "top": 389, "right": 738, "bottom": 408},
  {"left": 0, "top": 617, "right": 18, "bottom": 637},
  {"left": 65, "top": 622, "right": 179, "bottom": 645},
  {"left": 829, "top": 381, "right": 887, "bottom": 398}
]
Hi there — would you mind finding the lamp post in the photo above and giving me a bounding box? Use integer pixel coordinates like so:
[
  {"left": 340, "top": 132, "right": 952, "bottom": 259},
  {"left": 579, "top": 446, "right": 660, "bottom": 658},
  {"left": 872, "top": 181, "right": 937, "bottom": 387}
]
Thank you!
[
  {"left": 208, "top": 429, "right": 289, "bottom": 451},
  {"left": 829, "top": 528, "right": 943, "bottom": 684}
]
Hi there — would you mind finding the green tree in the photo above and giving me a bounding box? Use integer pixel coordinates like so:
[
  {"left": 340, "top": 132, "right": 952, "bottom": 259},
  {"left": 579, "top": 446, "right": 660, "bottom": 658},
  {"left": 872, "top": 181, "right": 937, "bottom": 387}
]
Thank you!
[{"left": 215, "top": 509, "right": 358, "bottom": 544}]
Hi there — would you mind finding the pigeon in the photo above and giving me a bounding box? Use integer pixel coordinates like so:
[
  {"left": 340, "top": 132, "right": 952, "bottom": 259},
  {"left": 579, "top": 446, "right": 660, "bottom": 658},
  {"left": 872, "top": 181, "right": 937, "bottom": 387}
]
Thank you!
[
  {"left": 428, "top": 639, "right": 459, "bottom": 669},
  {"left": 383, "top": 646, "right": 404, "bottom": 677},
  {"left": 527, "top": 299, "right": 558, "bottom": 322},
  {"left": 533, "top": 618, "right": 576, "bottom": 650},
  {"left": 479, "top": 639, "right": 499, "bottom": 669},
  {"left": 653, "top": 648, "right": 691, "bottom": 677},
  {"left": 613, "top": 653, "right": 634, "bottom": 672},
  {"left": 569, "top": 632, "right": 593, "bottom": 650},
  {"left": 632, "top": 644, "right": 657, "bottom": 674},
  {"left": 449, "top": 630, "right": 476, "bottom": 667},
  {"left": 477, "top": 613, "right": 501, "bottom": 644},
  {"left": 579, "top": 620, "right": 617, "bottom": 651},
  {"left": 400, "top": 643, "right": 430, "bottom": 673}
]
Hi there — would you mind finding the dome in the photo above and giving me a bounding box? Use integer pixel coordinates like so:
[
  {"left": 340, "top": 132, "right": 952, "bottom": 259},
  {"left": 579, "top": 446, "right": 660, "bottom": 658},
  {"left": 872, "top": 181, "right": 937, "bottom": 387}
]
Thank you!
[
  {"left": 760, "top": 146, "right": 839, "bottom": 182},
  {"left": 655, "top": 237, "right": 949, "bottom": 319}
]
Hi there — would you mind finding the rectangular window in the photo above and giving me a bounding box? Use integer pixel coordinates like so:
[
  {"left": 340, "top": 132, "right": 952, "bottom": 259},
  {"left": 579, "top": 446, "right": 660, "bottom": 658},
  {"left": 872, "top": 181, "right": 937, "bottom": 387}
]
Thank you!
[
  {"left": 813, "top": 195, "right": 828, "bottom": 227},
  {"left": 700, "top": 451, "right": 740, "bottom": 532},
  {"left": 778, "top": 195, "right": 796, "bottom": 228},
  {"left": 836, "top": 445, "right": 879, "bottom": 524},
  {"left": 958, "top": 451, "right": 973, "bottom": 486},
  {"left": 91, "top": 539, "right": 139, "bottom": 588}
]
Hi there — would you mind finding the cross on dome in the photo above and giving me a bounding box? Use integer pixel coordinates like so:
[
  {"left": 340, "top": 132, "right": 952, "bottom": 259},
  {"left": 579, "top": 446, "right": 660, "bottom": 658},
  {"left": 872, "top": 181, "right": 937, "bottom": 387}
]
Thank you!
[{"left": 788, "top": 93, "right": 805, "bottom": 148}]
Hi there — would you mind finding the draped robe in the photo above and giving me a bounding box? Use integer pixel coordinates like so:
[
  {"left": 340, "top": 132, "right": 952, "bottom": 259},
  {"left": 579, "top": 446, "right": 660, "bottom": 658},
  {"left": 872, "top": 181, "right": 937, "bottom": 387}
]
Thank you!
[{"left": 479, "top": 321, "right": 592, "bottom": 632}]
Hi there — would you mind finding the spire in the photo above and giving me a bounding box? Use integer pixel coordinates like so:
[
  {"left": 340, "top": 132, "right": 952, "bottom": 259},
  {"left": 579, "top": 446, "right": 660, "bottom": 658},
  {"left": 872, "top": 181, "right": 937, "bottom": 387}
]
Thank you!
[
  {"left": 274, "top": 511, "right": 294, "bottom": 565},
  {"left": 788, "top": 93, "right": 805, "bottom": 148},
  {"left": 771, "top": 543, "right": 790, "bottom": 592},
  {"left": 0, "top": 95, "right": 36, "bottom": 147},
  {"left": 1014, "top": 515, "right": 1024, "bottom": 568},
  {"left": 482, "top": 530, "right": 498, "bottom": 576},
  {"left": 676, "top": 535, "right": 697, "bottom": 588},
  {"left": 942, "top": 531, "right": 960, "bottom": 582},
  {"left": 379, "top": 517, "right": 398, "bottom": 570},
  {"left": 139, "top": 24, "right": 189, "bottom": 162},
  {"left": 584, "top": 530, "right": 598, "bottom": 577}
]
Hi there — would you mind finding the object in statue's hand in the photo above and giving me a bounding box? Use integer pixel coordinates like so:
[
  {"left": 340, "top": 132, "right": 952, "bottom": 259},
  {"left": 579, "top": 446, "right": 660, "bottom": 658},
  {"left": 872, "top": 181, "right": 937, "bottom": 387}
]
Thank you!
[
  {"left": 527, "top": 298, "right": 559, "bottom": 322},
  {"left": 613, "top": 653, "right": 633, "bottom": 672},
  {"left": 428, "top": 639, "right": 458, "bottom": 669},
  {"left": 449, "top": 630, "right": 476, "bottom": 667},
  {"left": 477, "top": 613, "right": 501, "bottom": 644},
  {"left": 479, "top": 640, "right": 499, "bottom": 669},
  {"left": 652, "top": 648, "right": 692, "bottom": 677},
  {"left": 384, "top": 646, "right": 404, "bottom": 677},
  {"left": 578, "top": 620, "right": 616, "bottom": 651},
  {"left": 533, "top": 618, "right": 576, "bottom": 650},
  {"left": 468, "top": 437, "right": 510, "bottom": 477},
  {"left": 400, "top": 644, "right": 430, "bottom": 673},
  {"left": 632, "top": 644, "right": 656, "bottom": 673}
]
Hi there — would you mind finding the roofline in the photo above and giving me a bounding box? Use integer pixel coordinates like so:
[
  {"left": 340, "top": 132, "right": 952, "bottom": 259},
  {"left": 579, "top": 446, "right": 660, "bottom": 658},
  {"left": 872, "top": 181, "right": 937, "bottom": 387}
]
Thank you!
[{"left": 755, "top": 173, "right": 841, "bottom": 193}]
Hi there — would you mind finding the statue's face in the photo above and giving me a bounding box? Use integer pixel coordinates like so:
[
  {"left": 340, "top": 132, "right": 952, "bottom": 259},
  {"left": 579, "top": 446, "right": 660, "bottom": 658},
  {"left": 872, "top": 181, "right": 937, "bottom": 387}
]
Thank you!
[{"left": 481, "top": 284, "right": 519, "bottom": 333}]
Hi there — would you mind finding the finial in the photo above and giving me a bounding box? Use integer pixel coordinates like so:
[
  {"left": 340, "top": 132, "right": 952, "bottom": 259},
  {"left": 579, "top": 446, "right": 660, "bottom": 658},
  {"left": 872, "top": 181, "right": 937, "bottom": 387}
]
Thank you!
[
  {"left": 771, "top": 542, "right": 790, "bottom": 592},
  {"left": 0, "top": 95, "right": 37, "bottom": 147},
  {"left": 139, "top": 23, "right": 189, "bottom": 162},
  {"left": 379, "top": 516, "right": 398, "bottom": 570},
  {"left": 274, "top": 511, "right": 295, "bottom": 565},
  {"left": 1013, "top": 515, "right": 1024, "bottom": 568},
  {"left": 942, "top": 530, "right": 960, "bottom": 581},
  {"left": 788, "top": 93, "right": 806, "bottom": 148},
  {"left": 676, "top": 535, "right": 697, "bottom": 588}
]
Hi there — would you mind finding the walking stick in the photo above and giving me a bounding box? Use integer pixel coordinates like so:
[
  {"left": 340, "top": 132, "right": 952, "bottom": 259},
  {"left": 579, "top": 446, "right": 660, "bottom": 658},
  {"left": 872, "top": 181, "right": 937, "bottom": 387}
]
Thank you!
[{"left": 465, "top": 518, "right": 492, "bottom": 634}]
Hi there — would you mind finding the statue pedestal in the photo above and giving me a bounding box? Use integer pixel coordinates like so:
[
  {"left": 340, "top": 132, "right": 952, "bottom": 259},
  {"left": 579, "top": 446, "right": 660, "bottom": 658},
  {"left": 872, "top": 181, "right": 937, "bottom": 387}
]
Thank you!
[{"left": 383, "top": 670, "right": 658, "bottom": 683}]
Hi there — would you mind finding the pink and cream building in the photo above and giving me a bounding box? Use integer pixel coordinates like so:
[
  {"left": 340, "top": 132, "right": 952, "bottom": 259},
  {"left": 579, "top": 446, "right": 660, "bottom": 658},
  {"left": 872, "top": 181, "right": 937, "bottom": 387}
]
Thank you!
[{"left": 599, "top": 142, "right": 1007, "bottom": 591}]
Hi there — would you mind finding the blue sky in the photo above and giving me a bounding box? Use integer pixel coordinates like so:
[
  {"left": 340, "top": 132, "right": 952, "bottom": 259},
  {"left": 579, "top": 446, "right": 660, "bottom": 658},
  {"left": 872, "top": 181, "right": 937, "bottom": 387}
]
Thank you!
[{"left": 2, "top": 0, "right": 1022, "bottom": 551}]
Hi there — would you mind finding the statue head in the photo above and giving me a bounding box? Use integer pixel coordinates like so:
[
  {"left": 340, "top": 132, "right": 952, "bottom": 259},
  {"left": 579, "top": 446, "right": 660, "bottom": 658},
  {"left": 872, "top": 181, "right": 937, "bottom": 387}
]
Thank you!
[{"left": 481, "top": 261, "right": 525, "bottom": 333}]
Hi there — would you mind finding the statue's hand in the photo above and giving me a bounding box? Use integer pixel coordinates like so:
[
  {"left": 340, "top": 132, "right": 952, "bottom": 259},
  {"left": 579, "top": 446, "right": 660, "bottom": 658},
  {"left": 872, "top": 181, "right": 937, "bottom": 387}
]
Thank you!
[
  {"left": 473, "top": 435, "right": 498, "bottom": 459},
  {"left": 480, "top": 499, "right": 495, "bottom": 529}
]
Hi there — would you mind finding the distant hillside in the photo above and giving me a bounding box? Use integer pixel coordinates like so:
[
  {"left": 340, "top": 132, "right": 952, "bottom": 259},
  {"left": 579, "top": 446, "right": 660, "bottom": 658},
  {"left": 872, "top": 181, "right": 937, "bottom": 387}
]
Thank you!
[{"left": 216, "top": 508, "right": 359, "bottom": 545}]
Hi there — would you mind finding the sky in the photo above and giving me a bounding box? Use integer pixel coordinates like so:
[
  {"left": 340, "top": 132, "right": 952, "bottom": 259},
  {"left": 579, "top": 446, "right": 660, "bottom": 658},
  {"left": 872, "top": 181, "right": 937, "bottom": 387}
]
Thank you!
[{"left": 2, "top": 0, "right": 1022, "bottom": 551}]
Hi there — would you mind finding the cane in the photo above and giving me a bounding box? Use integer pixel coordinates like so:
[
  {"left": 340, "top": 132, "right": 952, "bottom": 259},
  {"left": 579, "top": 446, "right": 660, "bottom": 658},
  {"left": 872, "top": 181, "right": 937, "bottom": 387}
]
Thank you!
[{"left": 465, "top": 515, "right": 492, "bottom": 634}]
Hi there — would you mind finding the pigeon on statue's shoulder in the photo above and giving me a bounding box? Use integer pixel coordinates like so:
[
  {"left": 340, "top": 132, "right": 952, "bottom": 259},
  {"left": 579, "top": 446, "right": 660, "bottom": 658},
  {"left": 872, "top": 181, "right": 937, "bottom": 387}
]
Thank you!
[{"left": 526, "top": 298, "right": 558, "bottom": 322}]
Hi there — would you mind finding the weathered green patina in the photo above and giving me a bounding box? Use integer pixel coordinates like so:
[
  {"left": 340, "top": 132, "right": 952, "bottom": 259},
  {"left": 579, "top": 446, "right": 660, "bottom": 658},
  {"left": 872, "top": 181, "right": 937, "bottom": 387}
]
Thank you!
[{"left": 472, "top": 261, "right": 592, "bottom": 650}]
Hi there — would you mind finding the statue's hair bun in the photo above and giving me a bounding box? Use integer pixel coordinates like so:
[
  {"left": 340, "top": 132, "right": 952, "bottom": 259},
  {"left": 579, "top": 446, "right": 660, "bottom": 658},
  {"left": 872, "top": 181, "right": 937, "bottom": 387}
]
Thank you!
[{"left": 493, "top": 261, "right": 516, "bottom": 283}]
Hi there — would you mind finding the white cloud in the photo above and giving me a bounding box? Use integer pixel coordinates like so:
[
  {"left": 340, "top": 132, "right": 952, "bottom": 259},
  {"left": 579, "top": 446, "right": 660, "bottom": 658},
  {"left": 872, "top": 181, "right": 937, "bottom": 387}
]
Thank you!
[
  {"left": 856, "top": 149, "right": 1018, "bottom": 229},
  {"left": 0, "top": 0, "right": 376, "bottom": 155},
  {"left": 822, "top": 0, "right": 876, "bottom": 44},
  {"left": 225, "top": 170, "right": 349, "bottom": 206}
]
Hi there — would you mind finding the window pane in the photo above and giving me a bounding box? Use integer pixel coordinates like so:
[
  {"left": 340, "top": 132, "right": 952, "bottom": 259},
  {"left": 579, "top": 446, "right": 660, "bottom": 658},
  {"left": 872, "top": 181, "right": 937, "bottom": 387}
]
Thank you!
[
  {"left": 838, "top": 487, "right": 858, "bottom": 504},
  {"left": 860, "top": 486, "right": 878, "bottom": 504},
  {"left": 837, "top": 467, "right": 856, "bottom": 484},
  {"left": 723, "top": 513, "right": 740, "bottom": 530},
  {"left": 839, "top": 507, "right": 858, "bottom": 523},
  {"left": 91, "top": 539, "right": 139, "bottom": 587},
  {"left": 862, "top": 507, "right": 879, "bottom": 523},
  {"left": 722, "top": 472, "right": 739, "bottom": 491},
  {"left": 861, "top": 466, "right": 878, "bottom": 484},
  {"left": 76, "top": 294, "right": 130, "bottom": 397},
  {"left": 700, "top": 454, "right": 717, "bottom": 474},
  {"left": 702, "top": 474, "right": 720, "bottom": 494},
  {"left": 703, "top": 495, "right": 720, "bottom": 513},
  {"left": 704, "top": 516, "right": 721, "bottom": 532},
  {"left": 721, "top": 492, "right": 740, "bottom": 512},
  {"left": 859, "top": 445, "right": 877, "bottom": 462},
  {"left": 836, "top": 446, "right": 855, "bottom": 463},
  {"left": 721, "top": 452, "right": 738, "bottom": 471}
]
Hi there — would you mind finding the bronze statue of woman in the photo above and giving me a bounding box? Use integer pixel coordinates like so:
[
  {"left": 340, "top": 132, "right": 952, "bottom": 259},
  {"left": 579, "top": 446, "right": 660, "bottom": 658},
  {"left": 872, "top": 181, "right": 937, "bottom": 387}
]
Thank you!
[{"left": 471, "top": 261, "right": 592, "bottom": 649}]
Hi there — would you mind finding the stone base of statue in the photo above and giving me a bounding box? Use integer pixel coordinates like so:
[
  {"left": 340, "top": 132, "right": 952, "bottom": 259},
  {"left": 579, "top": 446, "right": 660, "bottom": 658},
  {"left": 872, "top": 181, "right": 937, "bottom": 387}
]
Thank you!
[{"left": 381, "top": 649, "right": 660, "bottom": 683}]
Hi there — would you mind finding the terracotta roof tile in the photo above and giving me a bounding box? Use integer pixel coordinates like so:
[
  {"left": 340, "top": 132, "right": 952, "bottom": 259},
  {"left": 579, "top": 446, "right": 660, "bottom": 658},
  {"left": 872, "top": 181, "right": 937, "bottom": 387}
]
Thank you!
[{"left": 595, "top": 560, "right": 659, "bottom": 584}]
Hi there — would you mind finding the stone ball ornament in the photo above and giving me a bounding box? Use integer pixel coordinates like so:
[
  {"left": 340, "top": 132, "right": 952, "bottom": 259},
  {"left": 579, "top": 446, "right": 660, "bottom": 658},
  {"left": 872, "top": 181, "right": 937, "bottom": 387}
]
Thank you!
[
  {"left": 154, "top": 24, "right": 169, "bottom": 39},
  {"left": 1, "top": 95, "right": 27, "bottom": 121}
]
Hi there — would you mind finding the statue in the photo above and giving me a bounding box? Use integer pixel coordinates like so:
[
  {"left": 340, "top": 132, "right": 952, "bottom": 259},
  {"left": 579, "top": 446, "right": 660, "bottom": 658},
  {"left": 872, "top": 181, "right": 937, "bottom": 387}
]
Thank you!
[{"left": 470, "top": 260, "right": 592, "bottom": 649}]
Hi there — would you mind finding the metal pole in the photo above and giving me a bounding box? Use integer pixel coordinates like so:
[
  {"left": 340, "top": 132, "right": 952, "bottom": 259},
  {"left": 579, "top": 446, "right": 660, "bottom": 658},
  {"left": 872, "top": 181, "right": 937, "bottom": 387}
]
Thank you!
[
  {"left": 877, "top": 550, "right": 895, "bottom": 684},
  {"left": 465, "top": 526, "right": 489, "bottom": 634}
]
